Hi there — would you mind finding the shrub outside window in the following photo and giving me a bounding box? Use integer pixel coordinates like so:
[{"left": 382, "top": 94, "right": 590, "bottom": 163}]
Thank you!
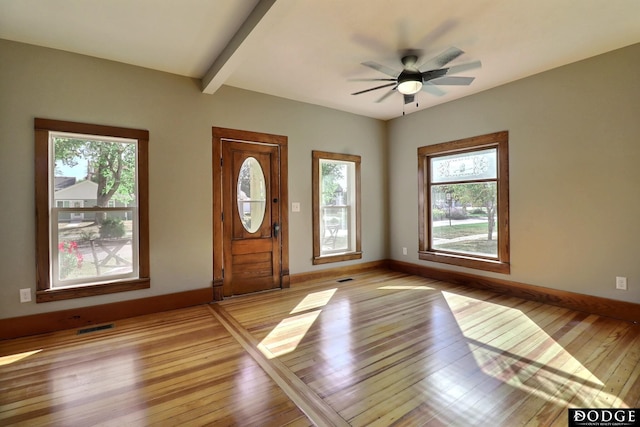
[
  {"left": 312, "top": 151, "right": 362, "bottom": 264},
  {"left": 35, "top": 119, "right": 150, "bottom": 302},
  {"left": 418, "top": 131, "right": 509, "bottom": 274}
]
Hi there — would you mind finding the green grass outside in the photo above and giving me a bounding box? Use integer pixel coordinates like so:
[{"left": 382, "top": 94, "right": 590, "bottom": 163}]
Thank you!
[
  {"left": 432, "top": 222, "right": 488, "bottom": 239},
  {"left": 432, "top": 222, "right": 497, "bottom": 256},
  {"left": 435, "top": 239, "right": 497, "bottom": 255}
]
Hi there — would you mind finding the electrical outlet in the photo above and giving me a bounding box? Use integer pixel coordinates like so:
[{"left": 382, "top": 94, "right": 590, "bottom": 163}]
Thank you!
[
  {"left": 616, "top": 276, "right": 628, "bottom": 290},
  {"left": 20, "top": 288, "right": 32, "bottom": 303},
  {"left": 291, "top": 202, "right": 300, "bottom": 212},
  {"left": 402, "top": 247, "right": 408, "bottom": 255}
]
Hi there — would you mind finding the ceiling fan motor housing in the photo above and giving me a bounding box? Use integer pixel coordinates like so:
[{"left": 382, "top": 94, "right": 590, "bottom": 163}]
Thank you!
[{"left": 397, "top": 70, "right": 423, "bottom": 95}]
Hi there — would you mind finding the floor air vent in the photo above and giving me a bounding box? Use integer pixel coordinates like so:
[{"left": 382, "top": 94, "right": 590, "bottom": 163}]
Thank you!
[
  {"left": 336, "top": 277, "right": 353, "bottom": 283},
  {"left": 77, "top": 324, "right": 114, "bottom": 335}
]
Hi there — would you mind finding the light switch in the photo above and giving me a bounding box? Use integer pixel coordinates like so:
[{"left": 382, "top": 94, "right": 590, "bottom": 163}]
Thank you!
[{"left": 292, "top": 202, "right": 301, "bottom": 212}]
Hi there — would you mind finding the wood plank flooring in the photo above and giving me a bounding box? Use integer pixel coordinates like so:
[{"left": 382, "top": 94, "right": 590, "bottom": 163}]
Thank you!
[
  {"left": 0, "top": 305, "right": 311, "bottom": 426},
  {"left": 2, "top": 269, "right": 639, "bottom": 426}
]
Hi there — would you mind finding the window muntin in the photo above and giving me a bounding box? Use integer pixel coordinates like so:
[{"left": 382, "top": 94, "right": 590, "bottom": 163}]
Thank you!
[
  {"left": 35, "top": 119, "right": 150, "bottom": 302},
  {"left": 418, "top": 131, "right": 509, "bottom": 274},
  {"left": 312, "top": 151, "right": 362, "bottom": 264}
]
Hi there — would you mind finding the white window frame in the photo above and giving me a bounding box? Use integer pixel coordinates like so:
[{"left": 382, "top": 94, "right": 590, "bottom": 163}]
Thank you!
[{"left": 49, "top": 131, "right": 141, "bottom": 288}]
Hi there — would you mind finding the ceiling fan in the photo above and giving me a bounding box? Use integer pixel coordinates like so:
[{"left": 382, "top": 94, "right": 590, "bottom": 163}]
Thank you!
[{"left": 351, "top": 47, "right": 481, "bottom": 105}]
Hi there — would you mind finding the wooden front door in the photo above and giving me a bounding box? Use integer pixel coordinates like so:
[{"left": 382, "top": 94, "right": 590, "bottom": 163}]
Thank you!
[{"left": 212, "top": 128, "right": 289, "bottom": 300}]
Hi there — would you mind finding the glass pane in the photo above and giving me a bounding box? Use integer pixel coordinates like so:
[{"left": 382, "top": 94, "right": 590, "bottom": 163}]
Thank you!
[
  {"left": 55, "top": 210, "right": 136, "bottom": 285},
  {"left": 431, "top": 182, "right": 498, "bottom": 257},
  {"left": 319, "top": 159, "right": 355, "bottom": 255},
  {"left": 53, "top": 135, "right": 137, "bottom": 207},
  {"left": 431, "top": 148, "right": 497, "bottom": 183},
  {"left": 237, "top": 157, "right": 266, "bottom": 233}
]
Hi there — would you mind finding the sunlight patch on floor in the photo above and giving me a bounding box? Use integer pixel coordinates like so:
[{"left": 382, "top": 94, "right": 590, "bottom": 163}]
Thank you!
[
  {"left": 259, "top": 288, "right": 338, "bottom": 359},
  {"left": 258, "top": 311, "right": 321, "bottom": 359},
  {"left": 378, "top": 285, "right": 435, "bottom": 291},
  {"left": 290, "top": 288, "right": 337, "bottom": 314},
  {"left": 0, "top": 349, "right": 42, "bottom": 366},
  {"left": 441, "top": 291, "right": 621, "bottom": 407}
]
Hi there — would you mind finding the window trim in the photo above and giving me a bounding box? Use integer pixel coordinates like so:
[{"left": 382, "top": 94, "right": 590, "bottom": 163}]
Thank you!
[
  {"left": 312, "top": 151, "right": 362, "bottom": 265},
  {"left": 418, "top": 131, "right": 510, "bottom": 274},
  {"left": 35, "top": 118, "right": 150, "bottom": 303}
]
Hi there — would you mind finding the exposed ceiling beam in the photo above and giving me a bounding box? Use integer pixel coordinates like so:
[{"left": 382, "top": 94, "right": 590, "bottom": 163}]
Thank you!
[{"left": 201, "top": 0, "right": 286, "bottom": 94}]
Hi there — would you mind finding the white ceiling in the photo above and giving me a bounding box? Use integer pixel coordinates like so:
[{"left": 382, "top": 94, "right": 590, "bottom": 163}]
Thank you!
[{"left": 1, "top": 0, "right": 639, "bottom": 120}]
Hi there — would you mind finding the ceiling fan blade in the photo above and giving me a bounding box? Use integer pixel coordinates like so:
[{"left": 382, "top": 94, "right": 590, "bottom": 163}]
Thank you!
[
  {"left": 430, "top": 76, "right": 475, "bottom": 85},
  {"left": 348, "top": 78, "right": 396, "bottom": 82},
  {"left": 444, "top": 60, "right": 482, "bottom": 75},
  {"left": 375, "top": 87, "right": 397, "bottom": 103},
  {"left": 421, "top": 68, "right": 448, "bottom": 82},
  {"left": 421, "top": 82, "right": 446, "bottom": 96},
  {"left": 351, "top": 82, "right": 396, "bottom": 96},
  {"left": 361, "top": 61, "right": 400, "bottom": 77},
  {"left": 404, "top": 94, "right": 415, "bottom": 105},
  {"left": 419, "top": 47, "right": 464, "bottom": 71}
]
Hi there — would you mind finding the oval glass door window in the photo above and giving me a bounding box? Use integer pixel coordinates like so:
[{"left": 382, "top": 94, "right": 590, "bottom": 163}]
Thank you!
[{"left": 237, "top": 157, "right": 266, "bottom": 233}]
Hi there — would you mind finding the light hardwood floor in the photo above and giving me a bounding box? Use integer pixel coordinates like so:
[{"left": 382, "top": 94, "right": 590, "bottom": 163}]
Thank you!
[
  {"left": 0, "top": 305, "right": 311, "bottom": 426},
  {"left": 2, "top": 269, "right": 639, "bottom": 426}
]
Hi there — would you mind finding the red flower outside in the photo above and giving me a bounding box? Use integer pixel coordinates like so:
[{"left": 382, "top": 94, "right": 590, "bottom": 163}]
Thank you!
[{"left": 58, "top": 240, "right": 83, "bottom": 279}]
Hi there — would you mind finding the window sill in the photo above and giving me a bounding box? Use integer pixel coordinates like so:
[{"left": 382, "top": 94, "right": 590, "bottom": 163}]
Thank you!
[
  {"left": 419, "top": 251, "right": 510, "bottom": 274},
  {"left": 36, "top": 278, "right": 150, "bottom": 303},
  {"left": 313, "top": 251, "right": 362, "bottom": 265}
]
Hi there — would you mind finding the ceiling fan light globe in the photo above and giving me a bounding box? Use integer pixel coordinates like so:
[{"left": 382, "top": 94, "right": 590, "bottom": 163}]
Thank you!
[{"left": 397, "top": 80, "right": 422, "bottom": 95}]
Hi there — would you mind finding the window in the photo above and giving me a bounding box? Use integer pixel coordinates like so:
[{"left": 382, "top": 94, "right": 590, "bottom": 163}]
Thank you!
[
  {"left": 418, "top": 131, "right": 509, "bottom": 273},
  {"left": 35, "top": 118, "right": 150, "bottom": 302},
  {"left": 312, "top": 151, "right": 361, "bottom": 264}
]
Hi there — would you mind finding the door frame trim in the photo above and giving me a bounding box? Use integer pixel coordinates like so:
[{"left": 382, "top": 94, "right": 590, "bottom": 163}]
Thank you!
[{"left": 212, "top": 127, "right": 289, "bottom": 301}]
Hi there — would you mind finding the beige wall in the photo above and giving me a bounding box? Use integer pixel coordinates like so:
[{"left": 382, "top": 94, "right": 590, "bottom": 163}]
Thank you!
[
  {"left": 2, "top": 38, "right": 638, "bottom": 321},
  {"left": 388, "top": 43, "right": 640, "bottom": 304},
  {"left": 0, "top": 40, "right": 388, "bottom": 319}
]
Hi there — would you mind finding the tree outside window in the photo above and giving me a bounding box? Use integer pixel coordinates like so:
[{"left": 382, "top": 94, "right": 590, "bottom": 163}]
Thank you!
[{"left": 55, "top": 136, "right": 136, "bottom": 210}]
